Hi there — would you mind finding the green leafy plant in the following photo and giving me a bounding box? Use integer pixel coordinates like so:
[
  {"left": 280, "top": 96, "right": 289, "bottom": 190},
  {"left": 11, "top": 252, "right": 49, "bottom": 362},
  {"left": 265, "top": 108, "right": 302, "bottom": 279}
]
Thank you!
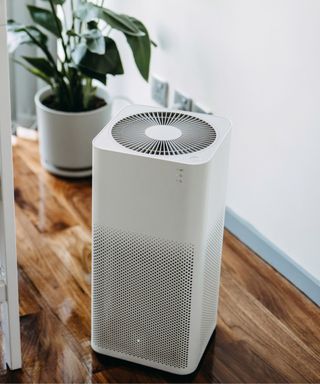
[{"left": 7, "top": 0, "right": 154, "bottom": 112}]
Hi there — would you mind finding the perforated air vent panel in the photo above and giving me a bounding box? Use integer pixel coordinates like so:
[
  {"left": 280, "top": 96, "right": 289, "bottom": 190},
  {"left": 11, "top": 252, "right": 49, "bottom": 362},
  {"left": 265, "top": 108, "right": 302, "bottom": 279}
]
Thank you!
[
  {"left": 200, "top": 214, "right": 224, "bottom": 351},
  {"left": 111, "top": 111, "right": 216, "bottom": 156},
  {"left": 92, "top": 225, "right": 194, "bottom": 369}
]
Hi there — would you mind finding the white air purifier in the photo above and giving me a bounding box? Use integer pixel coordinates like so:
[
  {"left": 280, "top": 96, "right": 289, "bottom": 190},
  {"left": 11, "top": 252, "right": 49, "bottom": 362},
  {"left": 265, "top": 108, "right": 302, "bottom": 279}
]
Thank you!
[{"left": 91, "top": 105, "right": 231, "bottom": 375}]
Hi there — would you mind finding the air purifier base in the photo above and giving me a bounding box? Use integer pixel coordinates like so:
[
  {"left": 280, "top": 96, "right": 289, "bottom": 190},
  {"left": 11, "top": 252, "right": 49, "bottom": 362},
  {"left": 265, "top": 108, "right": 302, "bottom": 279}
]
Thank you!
[{"left": 91, "top": 343, "right": 201, "bottom": 375}]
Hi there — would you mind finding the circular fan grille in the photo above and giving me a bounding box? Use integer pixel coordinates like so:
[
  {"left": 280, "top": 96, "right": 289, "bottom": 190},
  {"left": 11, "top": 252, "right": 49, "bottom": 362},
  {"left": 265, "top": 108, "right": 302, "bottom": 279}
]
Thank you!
[{"left": 112, "top": 112, "right": 216, "bottom": 156}]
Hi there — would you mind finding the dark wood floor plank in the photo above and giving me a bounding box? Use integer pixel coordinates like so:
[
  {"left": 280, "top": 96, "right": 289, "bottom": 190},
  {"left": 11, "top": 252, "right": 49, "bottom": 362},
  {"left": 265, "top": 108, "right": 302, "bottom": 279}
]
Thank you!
[
  {"left": 18, "top": 268, "right": 42, "bottom": 317},
  {"left": 0, "top": 329, "right": 30, "bottom": 383},
  {"left": 209, "top": 325, "right": 286, "bottom": 383},
  {"left": 45, "top": 226, "right": 92, "bottom": 297},
  {"left": 17, "top": 267, "right": 93, "bottom": 383},
  {"left": 15, "top": 205, "right": 92, "bottom": 337},
  {"left": 0, "top": 369, "right": 31, "bottom": 383},
  {"left": 92, "top": 364, "right": 167, "bottom": 383},
  {"left": 3, "top": 137, "right": 319, "bottom": 383},
  {"left": 223, "top": 231, "right": 320, "bottom": 357},
  {"left": 218, "top": 269, "right": 320, "bottom": 382},
  {"left": 15, "top": 205, "right": 105, "bottom": 375},
  {"left": 21, "top": 312, "right": 90, "bottom": 383},
  {"left": 13, "top": 153, "right": 78, "bottom": 234},
  {"left": 14, "top": 139, "right": 92, "bottom": 230}
]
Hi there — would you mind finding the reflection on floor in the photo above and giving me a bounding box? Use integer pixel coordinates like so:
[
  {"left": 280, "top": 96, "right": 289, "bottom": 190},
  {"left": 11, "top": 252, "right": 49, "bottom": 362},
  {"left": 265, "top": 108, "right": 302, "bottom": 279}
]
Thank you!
[{"left": 0, "top": 138, "right": 319, "bottom": 383}]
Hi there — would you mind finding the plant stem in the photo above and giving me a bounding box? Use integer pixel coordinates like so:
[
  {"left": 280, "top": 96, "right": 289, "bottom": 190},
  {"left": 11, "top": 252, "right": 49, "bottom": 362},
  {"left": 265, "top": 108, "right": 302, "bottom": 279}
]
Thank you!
[
  {"left": 61, "top": 4, "right": 72, "bottom": 59},
  {"left": 61, "top": 3, "right": 68, "bottom": 32},
  {"left": 48, "top": 0, "right": 69, "bottom": 62},
  {"left": 47, "top": 0, "right": 77, "bottom": 108},
  {"left": 71, "top": 0, "right": 75, "bottom": 18},
  {"left": 69, "top": 0, "right": 76, "bottom": 48},
  {"left": 24, "top": 29, "right": 73, "bottom": 108},
  {"left": 106, "top": 25, "right": 112, "bottom": 36},
  {"left": 24, "top": 29, "right": 57, "bottom": 72}
]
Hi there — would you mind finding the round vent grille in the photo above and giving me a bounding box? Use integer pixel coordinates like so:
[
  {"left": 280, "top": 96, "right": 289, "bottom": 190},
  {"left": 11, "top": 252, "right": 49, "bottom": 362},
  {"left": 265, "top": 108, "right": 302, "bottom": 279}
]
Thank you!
[{"left": 112, "top": 111, "right": 216, "bottom": 156}]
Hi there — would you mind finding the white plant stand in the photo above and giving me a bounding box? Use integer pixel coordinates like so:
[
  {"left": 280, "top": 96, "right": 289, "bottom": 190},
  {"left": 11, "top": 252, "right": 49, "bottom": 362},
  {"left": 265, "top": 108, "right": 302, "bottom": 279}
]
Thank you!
[{"left": 0, "top": 0, "right": 22, "bottom": 370}]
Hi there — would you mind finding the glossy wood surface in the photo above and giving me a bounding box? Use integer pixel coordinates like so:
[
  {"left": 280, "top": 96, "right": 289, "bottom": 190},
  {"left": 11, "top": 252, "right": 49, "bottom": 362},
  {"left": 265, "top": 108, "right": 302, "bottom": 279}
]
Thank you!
[{"left": 1, "top": 138, "right": 319, "bottom": 383}]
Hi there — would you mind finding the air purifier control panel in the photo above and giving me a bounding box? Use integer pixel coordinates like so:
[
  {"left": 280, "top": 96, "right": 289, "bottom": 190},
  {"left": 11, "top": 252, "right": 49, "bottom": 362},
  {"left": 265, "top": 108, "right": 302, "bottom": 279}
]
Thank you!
[{"left": 176, "top": 168, "right": 184, "bottom": 183}]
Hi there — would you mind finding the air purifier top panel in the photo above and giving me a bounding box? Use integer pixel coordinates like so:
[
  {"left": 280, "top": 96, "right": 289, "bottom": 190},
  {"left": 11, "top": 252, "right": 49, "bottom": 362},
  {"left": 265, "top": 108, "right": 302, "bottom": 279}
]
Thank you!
[
  {"left": 111, "top": 111, "right": 216, "bottom": 156},
  {"left": 93, "top": 105, "right": 231, "bottom": 165}
]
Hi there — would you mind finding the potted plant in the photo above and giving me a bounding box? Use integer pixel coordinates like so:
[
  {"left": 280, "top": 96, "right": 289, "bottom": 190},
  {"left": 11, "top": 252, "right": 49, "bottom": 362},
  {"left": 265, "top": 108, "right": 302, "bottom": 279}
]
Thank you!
[{"left": 7, "top": 0, "right": 153, "bottom": 177}]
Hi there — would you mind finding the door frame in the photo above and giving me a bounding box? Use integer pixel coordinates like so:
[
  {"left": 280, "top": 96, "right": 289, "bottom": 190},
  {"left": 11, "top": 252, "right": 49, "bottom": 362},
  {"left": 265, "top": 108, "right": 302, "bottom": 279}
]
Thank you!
[{"left": 0, "top": 0, "right": 22, "bottom": 370}]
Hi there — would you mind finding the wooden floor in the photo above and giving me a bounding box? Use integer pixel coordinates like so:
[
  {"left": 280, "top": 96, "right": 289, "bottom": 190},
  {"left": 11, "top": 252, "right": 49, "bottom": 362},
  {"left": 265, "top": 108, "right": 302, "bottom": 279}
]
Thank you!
[{"left": 0, "top": 137, "right": 319, "bottom": 383}]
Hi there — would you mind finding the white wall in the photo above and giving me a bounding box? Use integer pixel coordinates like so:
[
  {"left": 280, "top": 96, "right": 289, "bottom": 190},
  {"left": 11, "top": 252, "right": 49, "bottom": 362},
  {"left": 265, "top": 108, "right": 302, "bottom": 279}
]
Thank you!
[
  {"left": 8, "top": 0, "right": 38, "bottom": 127},
  {"left": 106, "top": 0, "right": 320, "bottom": 282},
  {"left": 8, "top": 0, "right": 56, "bottom": 127}
]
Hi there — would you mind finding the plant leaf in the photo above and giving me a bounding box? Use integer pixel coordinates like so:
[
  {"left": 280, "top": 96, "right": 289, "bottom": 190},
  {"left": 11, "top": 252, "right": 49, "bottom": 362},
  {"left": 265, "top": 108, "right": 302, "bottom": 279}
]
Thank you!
[
  {"left": 101, "top": 9, "right": 145, "bottom": 37},
  {"left": 22, "top": 56, "right": 55, "bottom": 78},
  {"left": 14, "top": 59, "right": 52, "bottom": 85},
  {"left": 7, "top": 20, "right": 48, "bottom": 53},
  {"left": 66, "top": 29, "right": 78, "bottom": 37},
  {"left": 87, "top": 21, "right": 98, "bottom": 30},
  {"left": 39, "top": 0, "right": 65, "bottom": 4},
  {"left": 79, "top": 67, "right": 107, "bottom": 85},
  {"left": 82, "top": 29, "right": 105, "bottom": 55},
  {"left": 71, "top": 43, "right": 87, "bottom": 64},
  {"left": 74, "top": 2, "right": 99, "bottom": 22},
  {"left": 27, "top": 5, "right": 62, "bottom": 37},
  {"left": 72, "top": 37, "right": 123, "bottom": 76},
  {"left": 125, "top": 18, "right": 151, "bottom": 81},
  {"left": 74, "top": 3, "right": 144, "bottom": 37}
]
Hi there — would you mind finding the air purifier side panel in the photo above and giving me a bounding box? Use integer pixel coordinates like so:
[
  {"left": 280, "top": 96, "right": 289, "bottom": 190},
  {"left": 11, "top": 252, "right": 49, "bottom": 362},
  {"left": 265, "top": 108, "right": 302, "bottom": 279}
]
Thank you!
[
  {"left": 92, "top": 148, "right": 209, "bottom": 244},
  {"left": 197, "top": 133, "right": 231, "bottom": 359}
]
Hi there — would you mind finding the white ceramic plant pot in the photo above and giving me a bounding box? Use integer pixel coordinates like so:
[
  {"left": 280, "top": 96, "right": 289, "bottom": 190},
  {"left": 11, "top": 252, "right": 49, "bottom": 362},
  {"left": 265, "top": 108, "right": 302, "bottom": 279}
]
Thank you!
[{"left": 35, "top": 85, "right": 111, "bottom": 178}]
